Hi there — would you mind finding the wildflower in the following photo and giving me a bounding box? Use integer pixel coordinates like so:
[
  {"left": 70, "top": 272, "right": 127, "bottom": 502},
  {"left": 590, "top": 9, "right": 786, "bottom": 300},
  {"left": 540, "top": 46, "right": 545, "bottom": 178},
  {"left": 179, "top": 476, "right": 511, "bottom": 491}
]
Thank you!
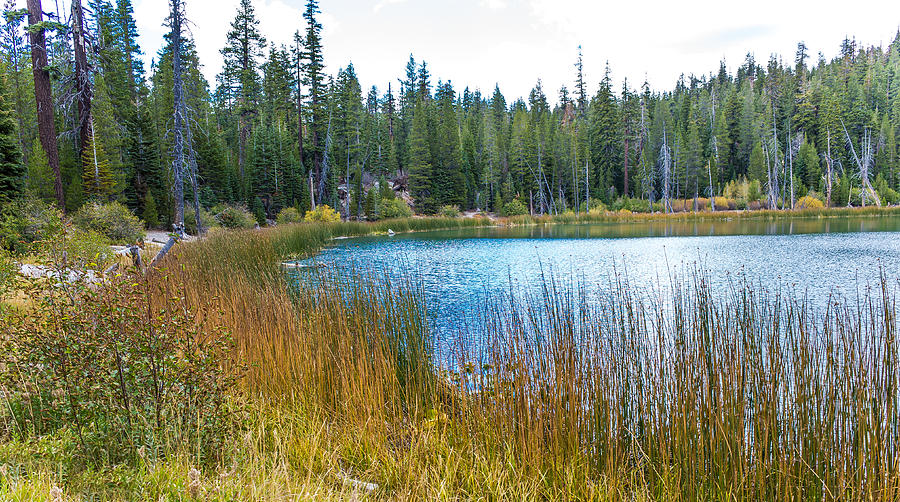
[{"left": 188, "top": 467, "right": 201, "bottom": 497}]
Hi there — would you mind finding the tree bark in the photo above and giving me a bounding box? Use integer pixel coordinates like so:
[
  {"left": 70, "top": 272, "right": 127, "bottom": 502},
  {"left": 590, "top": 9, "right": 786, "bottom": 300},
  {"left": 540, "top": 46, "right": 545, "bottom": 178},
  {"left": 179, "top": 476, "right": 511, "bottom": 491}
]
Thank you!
[
  {"left": 170, "top": 0, "right": 186, "bottom": 233},
  {"left": 71, "top": 0, "right": 92, "bottom": 158},
  {"left": 27, "top": 0, "right": 65, "bottom": 211}
]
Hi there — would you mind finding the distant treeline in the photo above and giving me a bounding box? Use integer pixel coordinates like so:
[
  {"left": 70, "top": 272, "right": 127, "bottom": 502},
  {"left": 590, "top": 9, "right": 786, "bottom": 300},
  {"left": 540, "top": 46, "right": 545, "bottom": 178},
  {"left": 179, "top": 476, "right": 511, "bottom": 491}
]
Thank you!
[{"left": 0, "top": 0, "right": 899, "bottom": 224}]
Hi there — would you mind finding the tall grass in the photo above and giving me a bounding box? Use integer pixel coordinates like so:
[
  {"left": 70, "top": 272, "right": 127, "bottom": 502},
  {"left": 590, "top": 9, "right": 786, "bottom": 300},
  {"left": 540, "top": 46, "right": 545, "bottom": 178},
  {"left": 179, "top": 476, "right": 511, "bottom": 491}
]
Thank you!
[{"left": 152, "top": 216, "right": 900, "bottom": 499}]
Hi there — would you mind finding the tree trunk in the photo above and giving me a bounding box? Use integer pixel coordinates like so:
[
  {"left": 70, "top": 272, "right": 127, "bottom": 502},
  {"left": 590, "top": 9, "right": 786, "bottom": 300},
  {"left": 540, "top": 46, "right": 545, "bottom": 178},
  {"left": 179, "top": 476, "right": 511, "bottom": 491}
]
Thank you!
[
  {"left": 623, "top": 129, "right": 630, "bottom": 197},
  {"left": 170, "top": 0, "right": 186, "bottom": 233},
  {"left": 27, "top": 0, "right": 65, "bottom": 211},
  {"left": 71, "top": 0, "right": 92, "bottom": 158}
]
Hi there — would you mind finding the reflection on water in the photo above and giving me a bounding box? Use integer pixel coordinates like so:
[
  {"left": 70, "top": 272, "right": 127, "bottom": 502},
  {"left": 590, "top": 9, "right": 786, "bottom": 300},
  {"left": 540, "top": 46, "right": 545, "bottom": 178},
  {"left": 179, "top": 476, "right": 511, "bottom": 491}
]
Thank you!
[{"left": 291, "top": 216, "right": 900, "bottom": 351}]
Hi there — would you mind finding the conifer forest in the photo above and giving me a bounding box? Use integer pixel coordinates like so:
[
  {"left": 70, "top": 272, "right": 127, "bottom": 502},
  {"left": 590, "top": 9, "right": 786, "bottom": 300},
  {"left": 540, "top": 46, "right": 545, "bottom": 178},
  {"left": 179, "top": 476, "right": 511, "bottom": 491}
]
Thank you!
[{"left": 1, "top": 0, "right": 900, "bottom": 224}]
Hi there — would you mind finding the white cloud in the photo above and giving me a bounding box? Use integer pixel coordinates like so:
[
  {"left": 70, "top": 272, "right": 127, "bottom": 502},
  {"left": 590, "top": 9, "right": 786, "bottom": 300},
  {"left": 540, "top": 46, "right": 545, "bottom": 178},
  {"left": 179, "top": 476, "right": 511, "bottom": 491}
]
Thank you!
[
  {"left": 480, "top": 0, "right": 507, "bottom": 9},
  {"left": 115, "top": 0, "right": 900, "bottom": 102},
  {"left": 373, "top": 0, "right": 408, "bottom": 14}
]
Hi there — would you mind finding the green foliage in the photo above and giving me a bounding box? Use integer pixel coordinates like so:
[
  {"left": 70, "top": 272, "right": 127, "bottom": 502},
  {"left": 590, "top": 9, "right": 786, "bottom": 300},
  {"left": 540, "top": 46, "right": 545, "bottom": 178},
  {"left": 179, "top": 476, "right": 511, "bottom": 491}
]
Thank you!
[
  {"left": 184, "top": 207, "right": 219, "bottom": 235},
  {"left": 364, "top": 188, "right": 378, "bottom": 219},
  {"left": 501, "top": 198, "right": 528, "bottom": 216},
  {"left": 587, "top": 198, "right": 607, "bottom": 212},
  {"left": 0, "top": 247, "right": 14, "bottom": 301},
  {"left": 378, "top": 198, "right": 412, "bottom": 219},
  {"left": 214, "top": 204, "right": 257, "bottom": 229},
  {"left": 0, "top": 199, "right": 63, "bottom": 254},
  {"left": 142, "top": 190, "right": 159, "bottom": 229},
  {"left": 72, "top": 201, "right": 144, "bottom": 244},
  {"left": 438, "top": 204, "right": 460, "bottom": 218},
  {"left": 747, "top": 179, "right": 763, "bottom": 203},
  {"left": 304, "top": 204, "right": 341, "bottom": 223},
  {"left": 0, "top": 74, "right": 22, "bottom": 206},
  {"left": 250, "top": 197, "right": 266, "bottom": 225},
  {"left": 1, "top": 275, "right": 240, "bottom": 465},
  {"left": 25, "top": 139, "right": 54, "bottom": 202},
  {"left": 276, "top": 207, "right": 304, "bottom": 225},
  {"left": 80, "top": 131, "right": 117, "bottom": 201}
]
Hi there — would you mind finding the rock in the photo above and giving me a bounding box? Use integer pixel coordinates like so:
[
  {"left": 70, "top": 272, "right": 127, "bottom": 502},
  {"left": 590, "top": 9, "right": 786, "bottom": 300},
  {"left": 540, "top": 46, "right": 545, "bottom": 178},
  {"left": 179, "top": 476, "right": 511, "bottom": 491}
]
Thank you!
[{"left": 341, "top": 475, "right": 378, "bottom": 493}]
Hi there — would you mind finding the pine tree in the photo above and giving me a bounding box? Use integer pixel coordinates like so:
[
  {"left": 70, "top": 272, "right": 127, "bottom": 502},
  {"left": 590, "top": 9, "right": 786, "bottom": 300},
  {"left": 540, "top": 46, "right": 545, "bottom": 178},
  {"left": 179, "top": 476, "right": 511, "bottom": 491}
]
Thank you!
[
  {"left": 302, "top": 0, "right": 326, "bottom": 204},
  {"left": 0, "top": 74, "right": 21, "bottom": 206},
  {"left": 81, "top": 129, "right": 116, "bottom": 201},
  {"left": 748, "top": 142, "right": 766, "bottom": 183},
  {"left": 408, "top": 100, "right": 434, "bottom": 213},
  {"left": 26, "top": 137, "right": 52, "bottom": 200},
  {"left": 143, "top": 188, "right": 159, "bottom": 228},
  {"left": 219, "top": 0, "right": 266, "bottom": 186},
  {"left": 589, "top": 63, "right": 620, "bottom": 201}
]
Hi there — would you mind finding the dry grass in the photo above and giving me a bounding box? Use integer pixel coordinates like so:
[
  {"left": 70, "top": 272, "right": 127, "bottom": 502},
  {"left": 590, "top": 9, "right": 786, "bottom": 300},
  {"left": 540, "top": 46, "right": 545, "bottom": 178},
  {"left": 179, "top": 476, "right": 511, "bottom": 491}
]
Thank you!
[{"left": 143, "top": 217, "right": 900, "bottom": 499}]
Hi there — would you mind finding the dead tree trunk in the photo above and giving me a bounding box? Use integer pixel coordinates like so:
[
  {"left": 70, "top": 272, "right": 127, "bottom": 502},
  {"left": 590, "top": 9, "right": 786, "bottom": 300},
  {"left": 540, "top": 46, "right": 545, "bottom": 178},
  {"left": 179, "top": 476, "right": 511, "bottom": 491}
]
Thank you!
[
  {"left": 27, "top": 0, "right": 64, "bottom": 210},
  {"left": 825, "top": 129, "right": 834, "bottom": 207},
  {"left": 71, "top": 0, "right": 92, "bottom": 158},
  {"left": 294, "top": 33, "right": 304, "bottom": 165}
]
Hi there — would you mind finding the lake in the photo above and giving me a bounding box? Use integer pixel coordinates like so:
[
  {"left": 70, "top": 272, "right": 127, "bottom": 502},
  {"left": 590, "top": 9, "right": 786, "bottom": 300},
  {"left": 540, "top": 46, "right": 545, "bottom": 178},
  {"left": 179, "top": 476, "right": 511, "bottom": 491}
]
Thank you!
[{"left": 294, "top": 216, "right": 900, "bottom": 351}]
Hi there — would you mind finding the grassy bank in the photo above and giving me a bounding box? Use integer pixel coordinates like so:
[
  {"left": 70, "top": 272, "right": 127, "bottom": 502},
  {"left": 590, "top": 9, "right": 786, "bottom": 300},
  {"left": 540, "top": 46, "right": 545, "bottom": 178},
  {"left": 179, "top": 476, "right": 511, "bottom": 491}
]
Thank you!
[
  {"left": 3, "top": 214, "right": 900, "bottom": 500},
  {"left": 502, "top": 205, "right": 900, "bottom": 226}
]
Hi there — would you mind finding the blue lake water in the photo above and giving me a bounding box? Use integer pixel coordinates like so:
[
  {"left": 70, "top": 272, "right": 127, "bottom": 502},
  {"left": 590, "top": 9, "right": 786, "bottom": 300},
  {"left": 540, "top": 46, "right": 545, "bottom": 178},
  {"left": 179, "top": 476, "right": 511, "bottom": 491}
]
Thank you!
[{"left": 294, "top": 217, "right": 900, "bottom": 349}]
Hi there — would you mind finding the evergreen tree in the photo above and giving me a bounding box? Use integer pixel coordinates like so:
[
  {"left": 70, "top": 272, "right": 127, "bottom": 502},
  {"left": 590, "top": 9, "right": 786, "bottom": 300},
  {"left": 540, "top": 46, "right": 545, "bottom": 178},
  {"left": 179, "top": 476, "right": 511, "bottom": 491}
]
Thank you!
[
  {"left": 81, "top": 129, "right": 115, "bottom": 201},
  {"left": 589, "top": 64, "right": 619, "bottom": 200},
  {"left": 408, "top": 100, "right": 434, "bottom": 213},
  {"left": 302, "top": 0, "right": 326, "bottom": 204},
  {"left": 218, "top": 0, "right": 266, "bottom": 186},
  {"left": 0, "top": 74, "right": 21, "bottom": 205}
]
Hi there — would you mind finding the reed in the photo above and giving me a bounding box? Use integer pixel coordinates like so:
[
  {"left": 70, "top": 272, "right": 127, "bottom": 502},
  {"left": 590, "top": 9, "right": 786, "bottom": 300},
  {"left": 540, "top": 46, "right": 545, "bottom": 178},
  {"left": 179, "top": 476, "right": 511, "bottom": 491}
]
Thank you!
[{"left": 138, "top": 216, "right": 900, "bottom": 498}]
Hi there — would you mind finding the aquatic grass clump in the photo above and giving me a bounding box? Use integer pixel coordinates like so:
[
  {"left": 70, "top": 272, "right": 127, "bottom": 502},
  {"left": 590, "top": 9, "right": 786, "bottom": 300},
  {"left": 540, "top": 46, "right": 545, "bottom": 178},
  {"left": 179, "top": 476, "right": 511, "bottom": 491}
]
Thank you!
[{"left": 446, "top": 269, "right": 900, "bottom": 498}]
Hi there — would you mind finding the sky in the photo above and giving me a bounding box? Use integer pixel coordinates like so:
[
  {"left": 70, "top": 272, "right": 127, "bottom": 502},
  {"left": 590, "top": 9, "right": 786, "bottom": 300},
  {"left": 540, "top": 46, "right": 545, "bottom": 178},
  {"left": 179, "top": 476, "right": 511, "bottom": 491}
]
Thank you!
[{"left": 35, "top": 0, "right": 900, "bottom": 102}]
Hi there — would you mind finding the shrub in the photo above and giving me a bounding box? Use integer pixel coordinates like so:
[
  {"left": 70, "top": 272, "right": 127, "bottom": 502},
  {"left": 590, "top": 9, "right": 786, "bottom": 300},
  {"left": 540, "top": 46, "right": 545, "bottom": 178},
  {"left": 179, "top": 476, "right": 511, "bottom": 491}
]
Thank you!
[
  {"left": 501, "top": 199, "right": 528, "bottom": 217},
  {"left": 72, "top": 201, "right": 144, "bottom": 244},
  {"left": 439, "top": 205, "right": 460, "bottom": 218},
  {"left": 184, "top": 207, "right": 219, "bottom": 235},
  {"left": 588, "top": 199, "right": 607, "bottom": 212},
  {"left": 215, "top": 204, "right": 257, "bottom": 229},
  {"left": 142, "top": 191, "right": 159, "bottom": 229},
  {"left": 379, "top": 198, "right": 413, "bottom": 219},
  {"left": 0, "top": 199, "right": 63, "bottom": 254},
  {"left": 276, "top": 207, "right": 304, "bottom": 225},
  {"left": 64, "top": 227, "right": 114, "bottom": 269},
  {"left": 0, "top": 247, "right": 14, "bottom": 300},
  {"left": 712, "top": 197, "right": 734, "bottom": 210},
  {"left": 879, "top": 186, "right": 900, "bottom": 205},
  {"left": 612, "top": 197, "right": 650, "bottom": 213},
  {"left": 304, "top": 204, "right": 342, "bottom": 223},
  {"left": 251, "top": 197, "right": 266, "bottom": 225},
  {"left": 748, "top": 180, "right": 763, "bottom": 203},
  {"left": 1, "top": 275, "right": 239, "bottom": 464},
  {"left": 796, "top": 196, "right": 825, "bottom": 209}
]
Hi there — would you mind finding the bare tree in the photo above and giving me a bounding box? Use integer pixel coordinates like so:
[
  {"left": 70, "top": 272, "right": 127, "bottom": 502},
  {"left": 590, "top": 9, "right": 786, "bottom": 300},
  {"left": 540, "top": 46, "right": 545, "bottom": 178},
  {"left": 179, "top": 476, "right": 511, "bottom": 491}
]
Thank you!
[
  {"left": 822, "top": 128, "right": 839, "bottom": 207},
  {"left": 842, "top": 121, "right": 882, "bottom": 207},
  {"left": 26, "top": 0, "right": 64, "bottom": 210},
  {"left": 786, "top": 130, "right": 802, "bottom": 209},
  {"left": 658, "top": 127, "right": 673, "bottom": 213},
  {"left": 70, "top": 0, "right": 91, "bottom": 157},
  {"left": 152, "top": 0, "right": 194, "bottom": 267}
]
